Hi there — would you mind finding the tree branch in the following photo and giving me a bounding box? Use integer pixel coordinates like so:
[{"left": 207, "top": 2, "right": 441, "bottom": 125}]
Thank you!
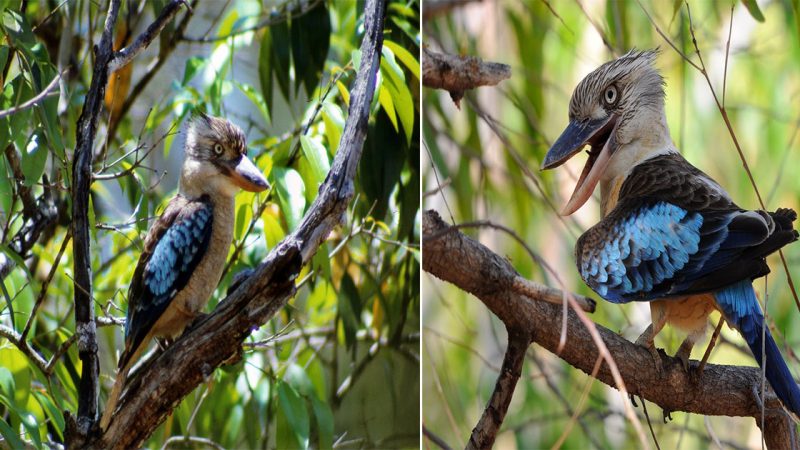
[
  {"left": 90, "top": 0, "right": 387, "bottom": 447},
  {"left": 422, "top": 47, "right": 510, "bottom": 108},
  {"left": 107, "top": 0, "right": 188, "bottom": 74},
  {"left": 423, "top": 209, "right": 798, "bottom": 449},
  {"left": 66, "top": 1, "right": 187, "bottom": 447}
]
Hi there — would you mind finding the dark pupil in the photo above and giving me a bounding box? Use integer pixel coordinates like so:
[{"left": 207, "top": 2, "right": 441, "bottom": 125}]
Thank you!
[{"left": 606, "top": 90, "right": 613, "bottom": 101}]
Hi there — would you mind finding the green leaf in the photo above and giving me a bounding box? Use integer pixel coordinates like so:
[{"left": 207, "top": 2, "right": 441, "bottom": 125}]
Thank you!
[
  {"left": 182, "top": 56, "right": 207, "bottom": 85},
  {"left": 381, "top": 58, "right": 415, "bottom": 145},
  {"left": 741, "top": 0, "right": 765, "bottom": 22},
  {"left": 273, "top": 167, "right": 306, "bottom": 230},
  {"left": 277, "top": 382, "right": 310, "bottom": 449},
  {"left": 300, "top": 135, "right": 331, "bottom": 187},
  {"left": 384, "top": 40, "right": 419, "bottom": 80},
  {"left": 0, "top": 156, "right": 12, "bottom": 213},
  {"left": 21, "top": 130, "right": 47, "bottom": 187},
  {"left": 297, "top": 2, "right": 331, "bottom": 97},
  {"left": 322, "top": 102, "right": 344, "bottom": 153},
  {"left": 285, "top": 363, "right": 314, "bottom": 397},
  {"left": 234, "top": 81, "right": 271, "bottom": 125},
  {"left": 377, "top": 84, "right": 398, "bottom": 131},
  {"left": 338, "top": 272, "right": 361, "bottom": 351},
  {"left": 234, "top": 197, "right": 253, "bottom": 241},
  {"left": 310, "top": 396, "right": 334, "bottom": 450},
  {"left": 0, "top": 418, "right": 24, "bottom": 450},
  {"left": 33, "top": 391, "right": 64, "bottom": 440},
  {"left": 258, "top": 26, "right": 274, "bottom": 113},
  {"left": 359, "top": 110, "right": 406, "bottom": 220},
  {"left": 271, "top": 20, "right": 292, "bottom": 104},
  {"left": 0, "top": 367, "right": 15, "bottom": 400}
]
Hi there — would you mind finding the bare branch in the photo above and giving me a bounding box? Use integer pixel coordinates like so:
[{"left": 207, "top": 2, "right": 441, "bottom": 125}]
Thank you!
[
  {"left": 422, "top": 48, "right": 510, "bottom": 108},
  {"left": 107, "top": 0, "right": 189, "bottom": 74},
  {"left": 0, "top": 71, "right": 62, "bottom": 119}
]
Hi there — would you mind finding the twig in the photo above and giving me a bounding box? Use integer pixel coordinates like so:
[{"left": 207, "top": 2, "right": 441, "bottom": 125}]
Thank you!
[
  {"left": 179, "top": 0, "right": 324, "bottom": 42},
  {"left": 422, "top": 424, "right": 453, "bottom": 450},
  {"left": 422, "top": 48, "right": 510, "bottom": 108},
  {"left": 20, "top": 230, "right": 71, "bottom": 341},
  {"left": 107, "top": 0, "right": 189, "bottom": 74},
  {"left": 0, "top": 71, "right": 62, "bottom": 119}
]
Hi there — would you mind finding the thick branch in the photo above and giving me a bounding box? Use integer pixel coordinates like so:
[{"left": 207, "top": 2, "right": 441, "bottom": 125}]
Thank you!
[
  {"left": 422, "top": 48, "right": 510, "bottom": 107},
  {"left": 423, "top": 209, "right": 798, "bottom": 449},
  {"left": 69, "top": 1, "right": 121, "bottom": 441},
  {"left": 91, "top": 0, "right": 386, "bottom": 447}
]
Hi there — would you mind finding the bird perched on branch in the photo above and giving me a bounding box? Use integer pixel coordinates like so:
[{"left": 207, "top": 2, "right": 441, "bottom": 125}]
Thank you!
[
  {"left": 100, "top": 112, "right": 269, "bottom": 430},
  {"left": 541, "top": 49, "right": 800, "bottom": 416}
]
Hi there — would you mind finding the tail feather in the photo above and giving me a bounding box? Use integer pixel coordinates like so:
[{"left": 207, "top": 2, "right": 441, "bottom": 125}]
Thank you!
[{"left": 716, "top": 280, "right": 800, "bottom": 416}]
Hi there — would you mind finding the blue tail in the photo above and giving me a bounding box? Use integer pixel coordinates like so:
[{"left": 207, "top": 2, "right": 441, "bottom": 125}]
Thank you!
[{"left": 716, "top": 280, "right": 800, "bottom": 416}]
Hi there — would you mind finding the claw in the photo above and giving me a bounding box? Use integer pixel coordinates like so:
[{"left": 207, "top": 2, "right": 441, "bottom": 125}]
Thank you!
[{"left": 635, "top": 325, "right": 664, "bottom": 377}]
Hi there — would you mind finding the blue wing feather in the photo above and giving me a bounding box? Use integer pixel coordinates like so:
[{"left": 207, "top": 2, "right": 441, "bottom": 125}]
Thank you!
[{"left": 577, "top": 201, "right": 773, "bottom": 303}]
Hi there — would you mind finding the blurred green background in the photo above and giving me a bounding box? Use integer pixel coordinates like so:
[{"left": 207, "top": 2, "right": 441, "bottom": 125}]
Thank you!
[
  {"left": 0, "top": 0, "right": 419, "bottom": 448},
  {"left": 423, "top": 0, "right": 800, "bottom": 448}
]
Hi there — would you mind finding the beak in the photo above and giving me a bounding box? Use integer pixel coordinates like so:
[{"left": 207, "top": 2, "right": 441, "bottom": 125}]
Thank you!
[
  {"left": 541, "top": 115, "right": 618, "bottom": 216},
  {"left": 228, "top": 155, "right": 269, "bottom": 192}
]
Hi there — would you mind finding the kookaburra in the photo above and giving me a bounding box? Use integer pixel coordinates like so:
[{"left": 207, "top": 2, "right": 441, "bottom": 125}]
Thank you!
[
  {"left": 100, "top": 112, "right": 269, "bottom": 429},
  {"left": 541, "top": 49, "right": 800, "bottom": 415}
]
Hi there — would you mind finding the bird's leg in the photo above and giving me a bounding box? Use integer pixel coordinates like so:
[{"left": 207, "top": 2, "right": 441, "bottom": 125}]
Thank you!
[{"left": 635, "top": 302, "right": 668, "bottom": 377}]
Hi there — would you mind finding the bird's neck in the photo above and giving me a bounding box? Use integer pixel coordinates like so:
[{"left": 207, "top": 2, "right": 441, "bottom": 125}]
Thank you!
[{"left": 599, "top": 113, "right": 675, "bottom": 216}]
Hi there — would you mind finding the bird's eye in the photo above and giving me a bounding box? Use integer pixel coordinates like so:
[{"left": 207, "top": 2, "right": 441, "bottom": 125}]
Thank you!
[
  {"left": 213, "top": 144, "right": 224, "bottom": 155},
  {"left": 604, "top": 85, "right": 618, "bottom": 106}
]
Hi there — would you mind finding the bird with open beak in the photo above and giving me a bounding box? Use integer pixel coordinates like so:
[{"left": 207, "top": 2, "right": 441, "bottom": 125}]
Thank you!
[
  {"left": 541, "top": 49, "right": 800, "bottom": 416},
  {"left": 100, "top": 112, "right": 269, "bottom": 430}
]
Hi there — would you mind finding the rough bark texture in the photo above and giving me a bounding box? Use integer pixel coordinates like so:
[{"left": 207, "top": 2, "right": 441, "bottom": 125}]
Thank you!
[
  {"left": 88, "top": 0, "right": 387, "bottom": 447},
  {"left": 423, "top": 209, "right": 798, "bottom": 449},
  {"left": 422, "top": 47, "right": 510, "bottom": 107}
]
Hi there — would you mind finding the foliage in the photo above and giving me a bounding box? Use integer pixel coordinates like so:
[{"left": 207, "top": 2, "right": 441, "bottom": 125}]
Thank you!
[
  {"left": 423, "top": 1, "right": 800, "bottom": 449},
  {"left": 0, "top": 0, "right": 419, "bottom": 448}
]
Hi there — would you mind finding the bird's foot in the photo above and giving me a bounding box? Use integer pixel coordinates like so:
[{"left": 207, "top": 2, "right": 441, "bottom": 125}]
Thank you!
[
  {"left": 156, "top": 337, "right": 173, "bottom": 351},
  {"left": 635, "top": 334, "right": 664, "bottom": 378},
  {"left": 187, "top": 312, "right": 209, "bottom": 332},
  {"left": 674, "top": 341, "right": 694, "bottom": 374}
]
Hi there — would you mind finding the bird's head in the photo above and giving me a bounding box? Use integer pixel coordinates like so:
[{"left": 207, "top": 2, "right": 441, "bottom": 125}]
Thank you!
[
  {"left": 180, "top": 112, "right": 269, "bottom": 198},
  {"left": 541, "top": 49, "right": 668, "bottom": 215}
]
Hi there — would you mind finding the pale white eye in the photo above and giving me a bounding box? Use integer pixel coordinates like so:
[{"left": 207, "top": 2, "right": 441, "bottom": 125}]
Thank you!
[
  {"left": 604, "top": 85, "right": 618, "bottom": 106},
  {"left": 213, "top": 143, "right": 224, "bottom": 155}
]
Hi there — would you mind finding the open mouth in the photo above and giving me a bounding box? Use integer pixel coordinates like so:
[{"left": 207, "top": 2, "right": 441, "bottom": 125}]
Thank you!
[
  {"left": 540, "top": 114, "right": 618, "bottom": 215},
  {"left": 575, "top": 115, "right": 617, "bottom": 196}
]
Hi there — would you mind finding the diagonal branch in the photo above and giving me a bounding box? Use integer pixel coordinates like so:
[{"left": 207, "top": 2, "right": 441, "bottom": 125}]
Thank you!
[
  {"left": 91, "top": 0, "right": 387, "bottom": 447},
  {"left": 423, "top": 209, "right": 798, "bottom": 449}
]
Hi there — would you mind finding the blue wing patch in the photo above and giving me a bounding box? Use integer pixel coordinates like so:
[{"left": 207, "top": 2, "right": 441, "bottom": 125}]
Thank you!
[
  {"left": 579, "top": 202, "right": 704, "bottom": 302},
  {"left": 144, "top": 207, "right": 212, "bottom": 297},
  {"left": 143, "top": 206, "right": 212, "bottom": 300},
  {"left": 577, "top": 201, "right": 780, "bottom": 303}
]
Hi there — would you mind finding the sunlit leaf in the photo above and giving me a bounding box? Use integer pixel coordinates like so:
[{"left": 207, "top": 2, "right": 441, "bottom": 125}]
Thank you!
[
  {"left": 277, "top": 382, "right": 309, "bottom": 449},
  {"left": 273, "top": 167, "right": 306, "bottom": 230}
]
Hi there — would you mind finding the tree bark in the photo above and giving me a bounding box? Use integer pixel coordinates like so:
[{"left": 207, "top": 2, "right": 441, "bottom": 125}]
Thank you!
[{"left": 423, "top": 209, "right": 798, "bottom": 449}]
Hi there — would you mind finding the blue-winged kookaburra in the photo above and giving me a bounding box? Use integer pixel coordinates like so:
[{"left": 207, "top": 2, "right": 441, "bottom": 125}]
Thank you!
[
  {"left": 541, "top": 49, "right": 800, "bottom": 415},
  {"left": 100, "top": 112, "right": 269, "bottom": 429}
]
